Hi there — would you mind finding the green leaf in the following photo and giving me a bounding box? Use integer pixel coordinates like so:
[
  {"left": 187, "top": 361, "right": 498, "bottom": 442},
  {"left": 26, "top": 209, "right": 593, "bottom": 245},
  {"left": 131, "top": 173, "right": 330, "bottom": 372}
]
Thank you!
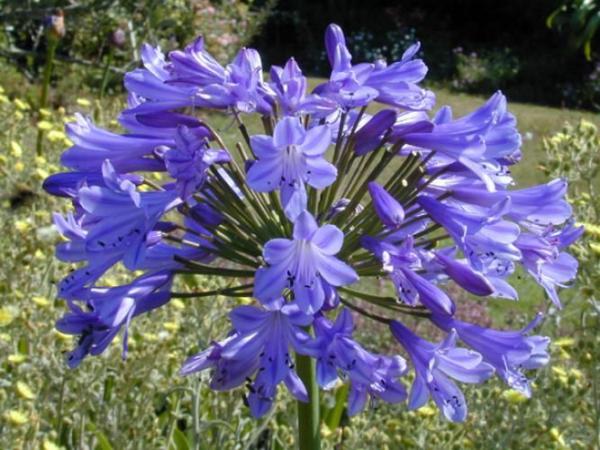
[
  {"left": 171, "top": 428, "right": 191, "bottom": 450},
  {"left": 94, "top": 431, "right": 114, "bottom": 450},
  {"left": 324, "top": 383, "right": 349, "bottom": 431}
]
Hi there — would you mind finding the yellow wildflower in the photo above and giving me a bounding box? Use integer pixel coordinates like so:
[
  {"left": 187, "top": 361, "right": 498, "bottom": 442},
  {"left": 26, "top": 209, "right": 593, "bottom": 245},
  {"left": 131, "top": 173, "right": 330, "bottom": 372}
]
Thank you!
[
  {"left": 10, "top": 141, "right": 22, "bottom": 157},
  {"left": 47, "top": 130, "right": 67, "bottom": 142},
  {"left": 502, "top": 389, "right": 528, "bottom": 404},
  {"left": 552, "top": 366, "right": 569, "bottom": 385},
  {"left": 0, "top": 94, "right": 8, "bottom": 103},
  {"left": 15, "top": 220, "right": 30, "bottom": 233},
  {"left": 569, "top": 368, "right": 583, "bottom": 380},
  {"left": 549, "top": 427, "right": 566, "bottom": 447},
  {"left": 14, "top": 98, "right": 30, "bottom": 110},
  {"left": 163, "top": 321, "right": 179, "bottom": 332},
  {"left": 171, "top": 299, "right": 185, "bottom": 310},
  {"left": 76, "top": 98, "right": 92, "bottom": 107},
  {"left": 0, "top": 306, "right": 16, "bottom": 326},
  {"left": 37, "top": 120, "right": 53, "bottom": 131},
  {"left": 39, "top": 108, "right": 52, "bottom": 117},
  {"left": 14, "top": 161, "right": 24, "bottom": 172},
  {"left": 141, "top": 332, "right": 159, "bottom": 342},
  {"left": 590, "top": 242, "right": 600, "bottom": 255},
  {"left": 43, "top": 440, "right": 62, "bottom": 450},
  {"left": 553, "top": 337, "right": 575, "bottom": 348},
  {"left": 54, "top": 330, "right": 73, "bottom": 342},
  {"left": 4, "top": 410, "right": 28, "bottom": 426},
  {"left": 580, "top": 119, "right": 597, "bottom": 132},
  {"left": 15, "top": 381, "right": 36, "bottom": 400},
  {"left": 416, "top": 405, "right": 436, "bottom": 417},
  {"left": 32, "top": 296, "right": 51, "bottom": 307},
  {"left": 7, "top": 354, "right": 27, "bottom": 364},
  {"left": 581, "top": 222, "right": 600, "bottom": 238},
  {"left": 35, "top": 168, "right": 50, "bottom": 179}
]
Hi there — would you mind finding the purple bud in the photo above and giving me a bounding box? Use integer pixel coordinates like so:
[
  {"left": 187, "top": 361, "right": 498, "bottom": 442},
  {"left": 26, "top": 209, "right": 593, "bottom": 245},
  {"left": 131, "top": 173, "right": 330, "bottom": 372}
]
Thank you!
[
  {"left": 325, "top": 23, "right": 347, "bottom": 67},
  {"left": 354, "top": 110, "right": 397, "bottom": 155},
  {"left": 368, "top": 182, "right": 405, "bottom": 228},
  {"left": 110, "top": 28, "right": 127, "bottom": 48},
  {"left": 434, "top": 252, "right": 494, "bottom": 296}
]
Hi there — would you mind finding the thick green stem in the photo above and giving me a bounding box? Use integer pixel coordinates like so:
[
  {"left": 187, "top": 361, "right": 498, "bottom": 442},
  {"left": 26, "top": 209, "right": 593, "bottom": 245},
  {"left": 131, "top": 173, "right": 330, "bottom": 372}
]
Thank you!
[
  {"left": 100, "top": 50, "right": 113, "bottom": 98},
  {"left": 296, "top": 352, "right": 321, "bottom": 450},
  {"left": 36, "top": 35, "right": 58, "bottom": 156}
]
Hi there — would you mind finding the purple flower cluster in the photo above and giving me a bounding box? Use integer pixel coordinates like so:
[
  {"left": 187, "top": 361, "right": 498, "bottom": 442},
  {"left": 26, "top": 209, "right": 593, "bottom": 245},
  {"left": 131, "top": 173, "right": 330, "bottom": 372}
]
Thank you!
[{"left": 45, "top": 24, "right": 581, "bottom": 422}]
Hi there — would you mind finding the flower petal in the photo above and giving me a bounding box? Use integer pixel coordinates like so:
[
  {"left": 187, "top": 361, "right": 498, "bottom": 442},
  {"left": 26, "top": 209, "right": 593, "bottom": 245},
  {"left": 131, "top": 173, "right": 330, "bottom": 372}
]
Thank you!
[
  {"left": 246, "top": 157, "right": 283, "bottom": 192},
  {"left": 293, "top": 211, "right": 319, "bottom": 240},
  {"left": 273, "top": 116, "right": 305, "bottom": 147},
  {"left": 299, "top": 125, "right": 331, "bottom": 156},
  {"left": 315, "top": 253, "right": 358, "bottom": 287},
  {"left": 305, "top": 157, "right": 337, "bottom": 189},
  {"left": 312, "top": 224, "right": 344, "bottom": 255}
]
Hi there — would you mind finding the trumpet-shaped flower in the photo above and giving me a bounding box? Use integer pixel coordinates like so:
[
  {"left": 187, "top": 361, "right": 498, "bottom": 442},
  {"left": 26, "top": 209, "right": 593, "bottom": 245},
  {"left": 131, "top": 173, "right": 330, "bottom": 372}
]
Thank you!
[
  {"left": 180, "top": 300, "right": 316, "bottom": 417},
  {"left": 390, "top": 321, "right": 494, "bottom": 422},
  {"left": 247, "top": 117, "right": 336, "bottom": 219},
  {"left": 254, "top": 211, "right": 358, "bottom": 313},
  {"left": 56, "top": 271, "right": 173, "bottom": 367},
  {"left": 432, "top": 313, "right": 550, "bottom": 397},
  {"left": 314, "top": 310, "right": 407, "bottom": 415}
]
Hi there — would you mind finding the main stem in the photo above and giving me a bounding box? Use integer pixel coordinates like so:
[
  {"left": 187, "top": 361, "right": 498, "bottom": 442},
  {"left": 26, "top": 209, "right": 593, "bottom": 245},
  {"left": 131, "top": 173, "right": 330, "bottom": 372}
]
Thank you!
[
  {"left": 296, "top": 352, "right": 320, "bottom": 450},
  {"left": 36, "top": 35, "right": 58, "bottom": 156}
]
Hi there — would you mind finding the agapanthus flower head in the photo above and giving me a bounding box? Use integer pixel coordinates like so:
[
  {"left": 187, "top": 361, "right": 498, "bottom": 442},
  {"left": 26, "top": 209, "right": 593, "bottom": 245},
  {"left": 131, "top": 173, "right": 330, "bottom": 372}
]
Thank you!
[{"left": 44, "top": 23, "right": 580, "bottom": 425}]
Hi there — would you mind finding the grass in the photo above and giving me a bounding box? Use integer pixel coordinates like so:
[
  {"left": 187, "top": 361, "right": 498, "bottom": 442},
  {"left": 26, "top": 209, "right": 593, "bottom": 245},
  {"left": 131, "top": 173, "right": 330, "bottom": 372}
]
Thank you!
[{"left": 0, "top": 74, "right": 598, "bottom": 449}]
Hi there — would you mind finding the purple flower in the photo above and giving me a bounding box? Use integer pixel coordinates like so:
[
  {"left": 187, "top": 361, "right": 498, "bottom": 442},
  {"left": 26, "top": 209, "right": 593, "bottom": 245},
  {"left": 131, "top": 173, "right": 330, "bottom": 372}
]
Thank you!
[
  {"left": 431, "top": 313, "right": 550, "bottom": 397},
  {"left": 180, "top": 300, "right": 316, "bottom": 418},
  {"left": 124, "top": 44, "right": 198, "bottom": 114},
  {"left": 168, "top": 36, "right": 226, "bottom": 86},
  {"left": 314, "top": 310, "right": 407, "bottom": 415},
  {"left": 450, "top": 179, "right": 572, "bottom": 228},
  {"left": 404, "top": 93, "right": 521, "bottom": 190},
  {"left": 516, "top": 224, "right": 581, "bottom": 308},
  {"left": 193, "top": 47, "right": 273, "bottom": 114},
  {"left": 270, "top": 58, "right": 335, "bottom": 116},
  {"left": 43, "top": 22, "right": 582, "bottom": 424},
  {"left": 417, "top": 194, "right": 521, "bottom": 273},
  {"left": 315, "top": 24, "right": 434, "bottom": 110},
  {"left": 433, "top": 250, "right": 494, "bottom": 296},
  {"left": 164, "top": 125, "right": 230, "bottom": 199},
  {"left": 362, "top": 236, "right": 456, "bottom": 315},
  {"left": 246, "top": 117, "right": 336, "bottom": 219},
  {"left": 77, "top": 160, "right": 180, "bottom": 270},
  {"left": 353, "top": 109, "right": 397, "bottom": 155},
  {"left": 62, "top": 114, "right": 169, "bottom": 173},
  {"left": 43, "top": 171, "right": 143, "bottom": 198},
  {"left": 56, "top": 271, "right": 173, "bottom": 368},
  {"left": 53, "top": 212, "right": 122, "bottom": 299},
  {"left": 254, "top": 211, "right": 358, "bottom": 313},
  {"left": 390, "top": 321, "right": 494, "bottom": 422}
]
